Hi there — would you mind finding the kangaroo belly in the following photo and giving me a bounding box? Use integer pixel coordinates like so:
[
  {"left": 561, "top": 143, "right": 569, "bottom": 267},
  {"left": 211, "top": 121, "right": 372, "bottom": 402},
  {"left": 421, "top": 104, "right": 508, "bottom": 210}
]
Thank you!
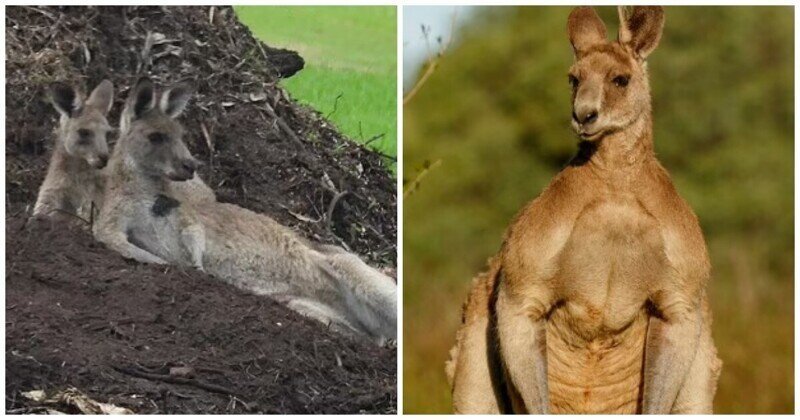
[
  {"left": 547, "top": 308, "right": 648, "bottom": 414},
  {"left": 196, "top": 203, "right": 337, "bottom": 297}
]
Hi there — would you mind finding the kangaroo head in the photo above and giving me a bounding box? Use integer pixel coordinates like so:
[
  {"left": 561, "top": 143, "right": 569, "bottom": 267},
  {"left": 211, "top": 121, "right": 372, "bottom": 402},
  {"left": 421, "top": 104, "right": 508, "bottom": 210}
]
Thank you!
[
  {"left": 567, "top": 6, "right": 664, "bottom": 141},
  {"left": 120, "top": 78, "right": 199, "bottom": 182},
  {"left": 48, "top": 80, "right": 114, "bottom": 169}
]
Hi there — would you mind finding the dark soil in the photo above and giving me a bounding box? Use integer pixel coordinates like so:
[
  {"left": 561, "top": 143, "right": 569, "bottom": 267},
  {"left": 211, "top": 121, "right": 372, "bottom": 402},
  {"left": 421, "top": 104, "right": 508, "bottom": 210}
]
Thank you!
[
  {"left": 6, "top": 217, "right": 396, "bottom": 414},
  {"left": 6, "top": 6, "right": 396, "bottom": 414}
]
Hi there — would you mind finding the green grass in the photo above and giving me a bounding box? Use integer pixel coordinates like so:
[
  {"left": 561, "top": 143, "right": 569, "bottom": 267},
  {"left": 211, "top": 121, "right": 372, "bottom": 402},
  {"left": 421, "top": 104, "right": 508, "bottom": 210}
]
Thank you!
[{"left": 234, "top": 6, "right": 397, "bottom": 165}]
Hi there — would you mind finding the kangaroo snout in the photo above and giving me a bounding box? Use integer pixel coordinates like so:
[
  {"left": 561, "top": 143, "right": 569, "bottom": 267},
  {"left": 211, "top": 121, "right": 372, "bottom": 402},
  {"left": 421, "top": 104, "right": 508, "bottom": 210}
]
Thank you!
[
  {"left": 573, "top": 108, "right": 598, "bottom": 125},
  {"left": 91, "top": 153, "right": 110, "bottom": 169},
  {"left": 182, "top": 159, "right": 197, "bottom": 174},
  {"left": 170, "top": 158, "right": 198, "bottom": 181}
]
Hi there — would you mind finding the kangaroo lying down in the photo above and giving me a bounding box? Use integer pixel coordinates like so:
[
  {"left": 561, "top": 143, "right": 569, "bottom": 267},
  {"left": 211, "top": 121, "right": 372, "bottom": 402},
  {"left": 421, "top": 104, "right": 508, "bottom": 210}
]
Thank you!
[
  {"left": 33, "top": 79, "right": 215, "bottom": 222},
  {"left": 94, "top": 78, "right": 396, "bottom": 344}
]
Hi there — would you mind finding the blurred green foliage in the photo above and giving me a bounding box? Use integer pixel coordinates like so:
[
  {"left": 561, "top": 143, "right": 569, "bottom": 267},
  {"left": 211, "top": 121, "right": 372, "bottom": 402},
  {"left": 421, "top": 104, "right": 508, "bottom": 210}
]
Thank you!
[{"left": 403, "top": 6, "right": 793, "bottom": 414}]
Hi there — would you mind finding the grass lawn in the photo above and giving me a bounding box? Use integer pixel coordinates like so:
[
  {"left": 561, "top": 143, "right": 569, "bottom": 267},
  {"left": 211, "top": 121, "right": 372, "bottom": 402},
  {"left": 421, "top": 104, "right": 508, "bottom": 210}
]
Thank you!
[{"left": 235, "top": 6, "right": 397, "bottom": 168}]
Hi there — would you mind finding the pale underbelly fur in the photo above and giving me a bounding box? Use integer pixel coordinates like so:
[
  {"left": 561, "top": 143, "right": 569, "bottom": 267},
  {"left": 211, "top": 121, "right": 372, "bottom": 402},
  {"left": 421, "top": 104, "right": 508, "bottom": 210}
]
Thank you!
[{"left": 546, "top": 199, "right": 667, "bottom": 414}]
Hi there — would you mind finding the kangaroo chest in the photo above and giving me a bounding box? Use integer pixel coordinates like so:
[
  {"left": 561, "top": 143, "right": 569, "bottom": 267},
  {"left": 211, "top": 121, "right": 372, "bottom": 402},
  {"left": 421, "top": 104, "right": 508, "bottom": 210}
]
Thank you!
[
  {"left": 554, "top": 197, "right": 666, "bottom": 334},
  {"left": 124, "top": 194, "right": 188, "bottom": 263},
  {"left": 544, "top": 196, "right": 668, "bottom": 413}
]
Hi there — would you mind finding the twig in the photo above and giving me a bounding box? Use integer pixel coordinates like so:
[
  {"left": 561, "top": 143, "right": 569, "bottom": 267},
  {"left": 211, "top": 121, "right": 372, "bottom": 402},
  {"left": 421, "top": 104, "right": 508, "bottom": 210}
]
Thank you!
[
  {"left": 254, "top": 39, "right": 270, "bottom": 65},
  {"left": 403, "top": 9, "right": 459, "bottom": 105},
  {"left": 403, "top": 60, "right": 439, "bottom": 106},
  {"left": 137, "top": 31, "right": 155, "bottom": 74},
  {"left": 113, "top": 366, "right": 239, "bottom": 397},
  {"left": 403, "top": 159, "right": 442, "bottom": 198},
  {"left": 263, "top": 101, "right": 303, "bottom": 147},
  {"left": 21, "top": 6, "right": 57, "bottom": 21},
  {"left": 325, "top": 190, "right": 349, "bottom": 232},
  {"left": 201, "top": 122, "right": 214, "bottom": 152}
]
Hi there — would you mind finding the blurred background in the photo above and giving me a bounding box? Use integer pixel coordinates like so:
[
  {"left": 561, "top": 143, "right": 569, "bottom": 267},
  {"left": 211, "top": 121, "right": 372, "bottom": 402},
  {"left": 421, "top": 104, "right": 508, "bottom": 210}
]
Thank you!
[{"left": 403, "top": 6, "right": 793, "bottom": 414}]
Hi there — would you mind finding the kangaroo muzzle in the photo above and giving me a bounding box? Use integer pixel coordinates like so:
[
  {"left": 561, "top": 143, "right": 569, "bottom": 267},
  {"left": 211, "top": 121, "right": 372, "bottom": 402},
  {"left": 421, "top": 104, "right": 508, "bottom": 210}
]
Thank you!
[
  {"left": 170, "top": 158, "right": 198, "bottom": 181},
  {"left": 89, "top": 153, "right": 110, "bottom": 169}
]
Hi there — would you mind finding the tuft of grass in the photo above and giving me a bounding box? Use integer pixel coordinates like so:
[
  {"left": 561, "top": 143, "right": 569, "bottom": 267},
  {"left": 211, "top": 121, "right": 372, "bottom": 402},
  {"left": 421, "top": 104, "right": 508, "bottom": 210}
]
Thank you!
[{"left": 235, "top": 6, "right": 397, "bottom": 167}]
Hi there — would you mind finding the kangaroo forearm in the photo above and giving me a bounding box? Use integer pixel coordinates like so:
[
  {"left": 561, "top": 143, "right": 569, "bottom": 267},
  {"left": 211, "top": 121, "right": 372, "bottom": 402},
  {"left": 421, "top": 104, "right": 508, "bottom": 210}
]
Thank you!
[
  {"left": 671, "top": 320, "right": 720, "bottom": 414},
  {"left": 95, "top": 224, "right": 168, "bottom": 265},
  {"left": 643, "top": 307, "right": 702, "bottom": 413},
  {"left": 495, "top": 286, "right": 549, "bottom": 414},
  {"left": 451, "top": 317, "right": 502, "bottom": 414},
  {"left": 113, "top": 240, "right": 168, "bottom": 265}
]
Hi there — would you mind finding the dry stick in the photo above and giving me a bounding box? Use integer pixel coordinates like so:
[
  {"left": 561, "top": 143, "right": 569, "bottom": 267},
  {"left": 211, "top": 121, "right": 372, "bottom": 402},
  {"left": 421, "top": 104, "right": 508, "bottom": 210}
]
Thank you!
[
  {"left": 253, "top": 39, "right": 270, "bottom": 66},
  {"left": 403, "top": 159, "right": 442, "bottom": 199},
  {"left": 20, "top": 6, "right": 58, "bottom": 21},
  {"left": 403, "top": 9, "right": 459, "bottom": 106},
  {"left": 403, "top": 60, "right": 439, "bottom": 106},
  {"left": 200, "top": 122, "right": 214, "bottom": 152},
  {"left": 137, "top": 31, "right": 155, "bottom": 74},
  {"left": 325, "top": 190, "right": 349, "bottom": 232},
  {"left": 113, "top": 366, "right": 239, "bottom": 397},
  {"left": 263, "top": 101, "right": 304, "bottom": 147}
]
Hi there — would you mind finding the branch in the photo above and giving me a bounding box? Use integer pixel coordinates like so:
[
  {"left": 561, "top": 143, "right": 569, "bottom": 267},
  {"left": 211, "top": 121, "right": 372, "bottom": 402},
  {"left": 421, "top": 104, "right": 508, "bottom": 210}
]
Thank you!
[
  {"left": 403, "top": 9, "right": 459, "bottom": 105},
  {"left": 403, "top": 159, "right": 442, "bottom": 198}
]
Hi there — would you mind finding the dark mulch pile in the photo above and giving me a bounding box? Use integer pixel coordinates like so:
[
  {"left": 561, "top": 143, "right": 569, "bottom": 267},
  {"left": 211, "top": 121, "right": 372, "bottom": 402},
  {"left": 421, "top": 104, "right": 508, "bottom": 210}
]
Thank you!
[
  {"left": 6, "top": 5, "right": 396, "bottom": 414},
  {"left": 6, "top": 217, "right": 396, "bottom": 414}
]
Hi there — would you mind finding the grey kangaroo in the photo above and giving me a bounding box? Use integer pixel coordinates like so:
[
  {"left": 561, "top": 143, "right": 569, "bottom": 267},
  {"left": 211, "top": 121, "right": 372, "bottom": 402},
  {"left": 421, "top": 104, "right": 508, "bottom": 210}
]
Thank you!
[
  {"left": 33, "top": 80, "right": 215, "bottom": 223},
  {"left": 94, "top": 78, "right": 396, "bottom": 344},
  {"left": 33, "top": 80, "right": 114, "bottom": 221}
]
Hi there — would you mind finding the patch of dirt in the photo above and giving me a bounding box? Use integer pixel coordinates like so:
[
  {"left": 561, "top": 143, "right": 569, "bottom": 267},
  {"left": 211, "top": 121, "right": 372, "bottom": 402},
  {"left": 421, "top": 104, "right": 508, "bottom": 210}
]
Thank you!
[
  {"left": 6, "top": 5, "right": 396, "bottom": 414},
  {"left": 6, "top": 217, "right": 396, "bottom": 414}
]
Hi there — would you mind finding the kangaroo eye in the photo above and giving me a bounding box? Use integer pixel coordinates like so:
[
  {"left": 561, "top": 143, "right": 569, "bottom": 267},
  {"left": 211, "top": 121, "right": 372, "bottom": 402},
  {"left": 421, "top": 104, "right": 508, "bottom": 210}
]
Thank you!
[
  {"left": 148, "top": 132, "right": 168, "bottom": 144},
  {"left": 568, "top": 74, "right": 579, "bottom": 89},
  {"left": 613, "top": 75, "right": 630, "bottom": 87},
  {"left": 77, "top": 129, "right": 93, "bottom": 144}
]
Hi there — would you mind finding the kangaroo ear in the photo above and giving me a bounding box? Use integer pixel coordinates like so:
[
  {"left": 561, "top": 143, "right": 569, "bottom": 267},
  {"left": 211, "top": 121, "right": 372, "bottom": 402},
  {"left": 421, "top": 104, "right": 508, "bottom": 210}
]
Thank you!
[
  {"left": 567, "top": 7, "right": 607, "bottom": 57},
  {"left": 84, "top": 79, "right": 114, "bottom": 115},
  {"left": 130, "top": 78, "right": 156, "bottom": 120},
  {"left": 159, "top": 81, "right": 193, "bottom": 118},
  {"left": 49, "top": 83, "right": 82, "bottom": 118},
  {"left": 618, "top": 6, "right": 665, "bottom": 60}
]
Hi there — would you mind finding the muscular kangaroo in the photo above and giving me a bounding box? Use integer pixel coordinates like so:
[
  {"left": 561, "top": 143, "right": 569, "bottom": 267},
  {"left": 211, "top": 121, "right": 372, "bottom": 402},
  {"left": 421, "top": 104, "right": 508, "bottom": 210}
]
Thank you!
[
  {"left": 94, "top": 78, "right": 396, "bottom": 344},
  {"left": 447, "top": 6, "right": 721, "bottom": 414},
  {"left": 33, "top": 80, "right": 114, "bottom": 221}
]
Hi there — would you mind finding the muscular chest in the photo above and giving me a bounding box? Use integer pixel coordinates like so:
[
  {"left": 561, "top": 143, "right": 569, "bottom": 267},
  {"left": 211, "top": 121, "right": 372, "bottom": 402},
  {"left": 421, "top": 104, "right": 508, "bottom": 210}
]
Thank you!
[{"left": 554, "top": 197, "right": 667, "bottom": 334}]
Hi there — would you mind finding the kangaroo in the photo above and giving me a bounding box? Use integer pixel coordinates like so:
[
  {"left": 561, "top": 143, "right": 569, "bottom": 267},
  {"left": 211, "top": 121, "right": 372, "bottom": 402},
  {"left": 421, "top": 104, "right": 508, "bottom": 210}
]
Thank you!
[
  {"left": 33, "top": 80, "right": 114, "bottom": 221},
  {"left": 94, "top": 78, "right": 396, "bottom": 344},
  {"left": 446, "top": 6, "right": 721, "bottom": 414},
  {"left": 33, "top": 79, "right": 214, "bottom": 224}
]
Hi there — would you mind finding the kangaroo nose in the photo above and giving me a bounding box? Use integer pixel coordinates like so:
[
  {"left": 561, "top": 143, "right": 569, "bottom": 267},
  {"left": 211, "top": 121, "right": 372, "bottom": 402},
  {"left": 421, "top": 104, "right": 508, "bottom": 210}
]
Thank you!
[
  {"left": 573, "top": 109, "right": 599, "bottom": 125},
  {"left": 94, "top": 153, "right": 109, "bottom": 169},
  {"left": 182, "top": 160, "right": 197, "bottom": 175}
]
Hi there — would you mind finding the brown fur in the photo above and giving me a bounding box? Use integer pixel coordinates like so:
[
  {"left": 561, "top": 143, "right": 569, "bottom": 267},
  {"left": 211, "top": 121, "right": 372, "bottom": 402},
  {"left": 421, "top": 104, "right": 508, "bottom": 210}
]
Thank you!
[{"left": 448, "top": 6, "right": 721, "bottom": 414}]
